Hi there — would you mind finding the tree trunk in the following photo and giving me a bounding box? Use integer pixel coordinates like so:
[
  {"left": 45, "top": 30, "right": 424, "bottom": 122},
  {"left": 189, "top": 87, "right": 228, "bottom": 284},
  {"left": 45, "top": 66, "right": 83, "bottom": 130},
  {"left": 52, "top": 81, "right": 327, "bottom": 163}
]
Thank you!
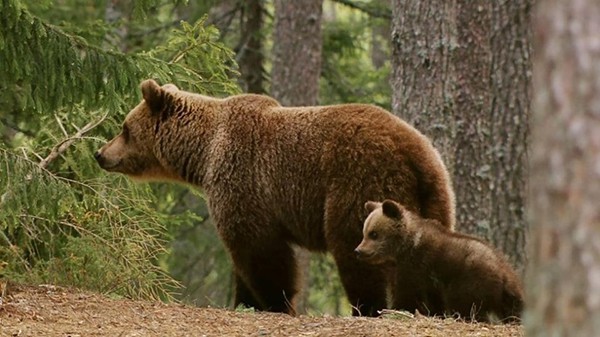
[
  {"left": 238, "top": 0, "right": 265, "bottom": 94},
  {"left": 450, "top": 0, "right": 493, "bottom": 240},
  {"left": 104, "top": 0, "right": 130, "bottom": 52},
  {"left": 487, "top": 1, "right": 531, "bottom": 271},
  {"left": 390, "top": 0, "right": 531, "bottom": 269},
  {"left": 391, "top": 0, "right": 457, "bottom": 164},
  {"left": 270, "top": 0, "right": 324, "bottom": 314},
  {"left": 271, "top": 0, "right": 323, "bottom": 106},
  {"left": 370, "top": 0, "right": 390, "bottom": 69},
  {"left": 526, "top": 1, "right": 600, "bottom": 335}
]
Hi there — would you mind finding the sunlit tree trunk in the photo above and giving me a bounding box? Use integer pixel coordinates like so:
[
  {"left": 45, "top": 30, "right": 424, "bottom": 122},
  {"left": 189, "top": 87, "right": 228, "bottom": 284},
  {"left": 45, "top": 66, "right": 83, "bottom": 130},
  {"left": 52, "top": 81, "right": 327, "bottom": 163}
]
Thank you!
[
  {"left": 271, "top": 0, "right": 324, "bottom": 314},
  {"left": 526, "top": 0, "right": 600, "bottom": 335}
]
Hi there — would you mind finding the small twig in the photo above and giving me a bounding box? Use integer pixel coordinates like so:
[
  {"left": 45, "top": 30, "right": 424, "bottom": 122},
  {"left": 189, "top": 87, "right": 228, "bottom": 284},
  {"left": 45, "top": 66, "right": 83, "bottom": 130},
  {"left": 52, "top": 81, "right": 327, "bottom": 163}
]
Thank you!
[
  {"left": 378, "top": 309, "right": 415, "bottom": 320},
  {"left": 39, "top": 114, "right": 107, "bottom": 169},
  {"left": 55, "top": 115, "right": 69, "bottom": 137}
]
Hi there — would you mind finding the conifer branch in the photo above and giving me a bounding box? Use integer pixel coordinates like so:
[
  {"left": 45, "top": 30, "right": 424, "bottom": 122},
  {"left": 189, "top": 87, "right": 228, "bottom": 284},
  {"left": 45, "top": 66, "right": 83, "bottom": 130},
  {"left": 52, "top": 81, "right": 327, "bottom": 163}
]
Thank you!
[
  {"left": 39, "top": 114, "right": 107, "bottom": 169},
  {"left": 0, "top": 0, "right": 238, "bottom": 115}
]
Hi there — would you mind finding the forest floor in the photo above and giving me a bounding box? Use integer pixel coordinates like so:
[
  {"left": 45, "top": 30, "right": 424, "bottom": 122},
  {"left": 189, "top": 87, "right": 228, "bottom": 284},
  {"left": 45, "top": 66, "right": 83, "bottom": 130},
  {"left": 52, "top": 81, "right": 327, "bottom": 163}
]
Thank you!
[{"left": 0, "top": 284, "right": 524, "bottom": 337}]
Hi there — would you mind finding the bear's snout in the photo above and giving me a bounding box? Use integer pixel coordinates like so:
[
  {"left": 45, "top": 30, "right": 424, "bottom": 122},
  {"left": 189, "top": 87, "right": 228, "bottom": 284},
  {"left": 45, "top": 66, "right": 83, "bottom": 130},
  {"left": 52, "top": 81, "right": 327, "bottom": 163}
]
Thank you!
[
  {"left": 94, "top": 149, "right": 117, "bottom": 170},
  {"left": 355, "top": 247, "right": 372, "bottom": 259},
  {"left": 354, "top": 247, "right": 362, "bottom": 258},
  {"left": 94, "top": 150, "right": 111, "bottom": 169}
]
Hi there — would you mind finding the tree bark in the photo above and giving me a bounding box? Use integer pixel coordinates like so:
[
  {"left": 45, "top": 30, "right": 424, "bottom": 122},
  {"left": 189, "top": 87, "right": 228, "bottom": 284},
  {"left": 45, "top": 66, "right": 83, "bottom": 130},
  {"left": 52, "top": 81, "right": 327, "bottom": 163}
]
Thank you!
[
  {"left": 370, "top": 0, "right": 390, "bottom": 69},
  {"left": 270, "top": 0, "right": 324, "bottom": 314},
  {"left": 450, "top": 0, "right": 493, "bottom": 240},
  {"left": 238, "top": 0, "right": 265, "bottom": 94},
  {"left": 391, "top": 0, "right": 457, "bottom": 165},
  {"left": 390, "top": 0, "right": 531, "bottom": 269},
  {"left": 271, "top": 0, "right": 323, "bottom": 106},
  {"left": 526, "top": 1, "right": 600, "bottom": 335},
  {"left": 487, "top": 1, "right": 531, "bottom": 270}
]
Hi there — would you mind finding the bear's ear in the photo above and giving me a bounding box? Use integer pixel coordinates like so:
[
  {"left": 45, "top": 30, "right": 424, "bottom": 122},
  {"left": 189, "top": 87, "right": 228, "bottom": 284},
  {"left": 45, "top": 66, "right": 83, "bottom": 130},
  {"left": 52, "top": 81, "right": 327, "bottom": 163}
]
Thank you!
[
  {"left": 364, "top": 201, "right": 380, "bottom": 213},
  {"left": 381, "top": 200, "right": 403, "bottom": 219},
  {"left": 141, "top": 79, "right": 166, "bottom": 113},
  {"left": 162, "top": 83, "right": 179, "bottom": 92}
]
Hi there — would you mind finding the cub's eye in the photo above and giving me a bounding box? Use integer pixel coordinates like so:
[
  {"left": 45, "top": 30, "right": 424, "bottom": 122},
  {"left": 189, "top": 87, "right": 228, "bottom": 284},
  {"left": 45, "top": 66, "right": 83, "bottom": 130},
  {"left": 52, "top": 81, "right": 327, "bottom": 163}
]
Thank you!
[{"left": 368, "top": 231, "right": 378, "bottom": 240}]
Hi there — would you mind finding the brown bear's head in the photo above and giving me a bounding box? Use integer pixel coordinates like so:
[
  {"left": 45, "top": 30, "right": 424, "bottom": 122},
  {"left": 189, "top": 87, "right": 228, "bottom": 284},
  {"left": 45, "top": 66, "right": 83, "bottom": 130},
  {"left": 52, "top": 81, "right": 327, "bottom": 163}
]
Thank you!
[
  {"left": 94, "top": 79, "right": 182, "bottom": 182},
  {"left": 354, "top": 199, "right": 407, "bottom": 264}
]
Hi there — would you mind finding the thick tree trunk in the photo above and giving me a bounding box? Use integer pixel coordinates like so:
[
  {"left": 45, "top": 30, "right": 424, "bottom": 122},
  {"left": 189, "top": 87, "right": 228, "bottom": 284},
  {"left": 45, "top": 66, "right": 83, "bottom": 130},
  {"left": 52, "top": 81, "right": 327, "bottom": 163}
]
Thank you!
[
  {"left": 270, "top": 0, "right": 324, "bottom": 314},
  {"left": 391, "top": 0, "right": 457, "bottom": 163},
  {"left": 271, "top": 0, "right": 323, "bottom": 106},
  {"left": 487, "top": 1, "right": 531, "bottom": 270},
  {"left": 390, "top": 0, "right": 531, "bottom": 269},
  {"left": 526, "top": 1, "right": 600, "bottom": 335},
  {"left": 450, "top": 0, "right": 493, "bottom": 240},
  {"left": 238, "top": 0, "right": 264, "bottom": 94}
]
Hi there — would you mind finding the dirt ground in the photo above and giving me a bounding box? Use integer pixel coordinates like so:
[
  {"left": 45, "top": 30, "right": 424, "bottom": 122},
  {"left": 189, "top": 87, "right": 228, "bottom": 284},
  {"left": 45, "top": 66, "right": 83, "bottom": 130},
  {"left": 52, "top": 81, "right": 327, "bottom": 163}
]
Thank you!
[{"left": 0, "top": 284, "right": 523, "bottom": 337}]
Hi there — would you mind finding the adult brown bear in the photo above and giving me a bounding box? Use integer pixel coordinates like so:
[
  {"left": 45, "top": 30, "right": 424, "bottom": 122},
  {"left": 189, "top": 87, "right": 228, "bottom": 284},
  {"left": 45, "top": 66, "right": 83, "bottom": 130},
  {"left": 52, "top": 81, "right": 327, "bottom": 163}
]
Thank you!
[{"left": 95, "top": 79, "right": 455, "bottom": 316}]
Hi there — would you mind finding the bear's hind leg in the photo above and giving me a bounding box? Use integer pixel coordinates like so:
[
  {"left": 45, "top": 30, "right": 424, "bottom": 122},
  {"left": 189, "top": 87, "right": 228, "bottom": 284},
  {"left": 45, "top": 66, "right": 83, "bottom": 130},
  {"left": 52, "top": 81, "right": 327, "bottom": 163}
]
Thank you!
[{"left": 230, "top": 241, "right": 299, "bottom": 315}]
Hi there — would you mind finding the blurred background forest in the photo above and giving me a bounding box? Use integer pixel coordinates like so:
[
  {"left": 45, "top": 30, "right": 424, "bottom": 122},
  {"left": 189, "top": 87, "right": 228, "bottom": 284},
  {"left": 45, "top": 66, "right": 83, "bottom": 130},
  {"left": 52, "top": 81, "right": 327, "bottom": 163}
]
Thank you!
[{"left": 0, "top": 0, "right": 531, "bottom": 316}]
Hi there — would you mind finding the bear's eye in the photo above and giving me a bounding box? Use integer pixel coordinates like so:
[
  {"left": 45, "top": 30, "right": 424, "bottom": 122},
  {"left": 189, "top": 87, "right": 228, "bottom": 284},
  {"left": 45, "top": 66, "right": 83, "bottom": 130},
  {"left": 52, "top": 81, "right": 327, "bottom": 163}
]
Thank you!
[{"left": 368, "top": 231, "right": 378, "bottom": 240}]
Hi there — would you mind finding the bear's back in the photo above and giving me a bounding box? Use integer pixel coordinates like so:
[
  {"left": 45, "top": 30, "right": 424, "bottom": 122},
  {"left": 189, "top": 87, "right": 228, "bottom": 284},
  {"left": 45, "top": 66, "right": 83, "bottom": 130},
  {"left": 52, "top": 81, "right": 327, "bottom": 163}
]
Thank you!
[
  {"left": 204, "top": 96, "right": 454, "bottom": 244},
  {"left": 417, "top": 225, "right": 513, "bottom": 282}
]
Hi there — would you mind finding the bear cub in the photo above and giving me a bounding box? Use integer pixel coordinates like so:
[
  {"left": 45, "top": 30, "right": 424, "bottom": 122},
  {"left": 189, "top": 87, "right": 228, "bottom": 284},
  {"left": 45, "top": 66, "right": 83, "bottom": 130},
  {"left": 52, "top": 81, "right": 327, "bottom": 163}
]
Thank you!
[{"left": 355, "top": 199, "right": 523, "bottom": 323}]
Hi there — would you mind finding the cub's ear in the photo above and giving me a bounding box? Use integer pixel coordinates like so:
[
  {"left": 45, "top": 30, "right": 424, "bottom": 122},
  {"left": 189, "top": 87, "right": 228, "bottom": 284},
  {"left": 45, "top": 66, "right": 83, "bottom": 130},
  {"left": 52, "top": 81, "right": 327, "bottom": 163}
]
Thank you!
[
  {"left": 364, "top": 201, "right": 380, "bottom": 213},
  {"left": 381, "top": 200, "right": 403, "bottom": 219},
  {"left": 141, "top": 79, "right": 166, "bottom": 113}
]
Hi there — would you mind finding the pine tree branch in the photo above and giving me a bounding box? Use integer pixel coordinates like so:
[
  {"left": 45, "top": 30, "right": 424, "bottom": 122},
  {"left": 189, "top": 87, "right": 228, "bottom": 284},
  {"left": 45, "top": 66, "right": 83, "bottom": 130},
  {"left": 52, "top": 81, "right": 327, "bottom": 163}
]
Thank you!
[
  {"left": 1, "top": 0, "right": 237, "bottom": 114},
  {"left": 38, "top": 114, "right": 107, "bottom": 169}
]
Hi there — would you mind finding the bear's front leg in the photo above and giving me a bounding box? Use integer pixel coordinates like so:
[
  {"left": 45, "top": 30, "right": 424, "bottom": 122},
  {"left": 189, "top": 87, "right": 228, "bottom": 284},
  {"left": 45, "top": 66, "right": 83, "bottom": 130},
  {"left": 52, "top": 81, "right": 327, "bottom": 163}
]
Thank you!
[
  {"left": 226, "top": 237, "right": 299, "bottom": 315},
  {"left": 233, "top": 272, "right": 263, "bottom": 310}
]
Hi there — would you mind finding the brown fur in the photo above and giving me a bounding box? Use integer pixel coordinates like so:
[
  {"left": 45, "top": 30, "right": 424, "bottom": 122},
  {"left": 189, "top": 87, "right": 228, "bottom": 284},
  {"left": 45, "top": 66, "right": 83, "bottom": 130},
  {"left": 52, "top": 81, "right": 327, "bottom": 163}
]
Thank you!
[
  {"left": 95, "top": 79, "right": 456, "bottom": 316},
  {"left": 356, "top": 200, "right": 523, "bottom": 322}
]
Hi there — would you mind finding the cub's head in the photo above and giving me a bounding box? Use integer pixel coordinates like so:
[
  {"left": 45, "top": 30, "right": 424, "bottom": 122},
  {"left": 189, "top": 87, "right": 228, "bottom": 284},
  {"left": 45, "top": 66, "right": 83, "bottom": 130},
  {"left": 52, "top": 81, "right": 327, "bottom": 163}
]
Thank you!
[
  {"left": 94, "top": 79, "right": 181, "bottom": 181},
  {"left": 354, "top": 199, "right": 408, "bottom": 264}
]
